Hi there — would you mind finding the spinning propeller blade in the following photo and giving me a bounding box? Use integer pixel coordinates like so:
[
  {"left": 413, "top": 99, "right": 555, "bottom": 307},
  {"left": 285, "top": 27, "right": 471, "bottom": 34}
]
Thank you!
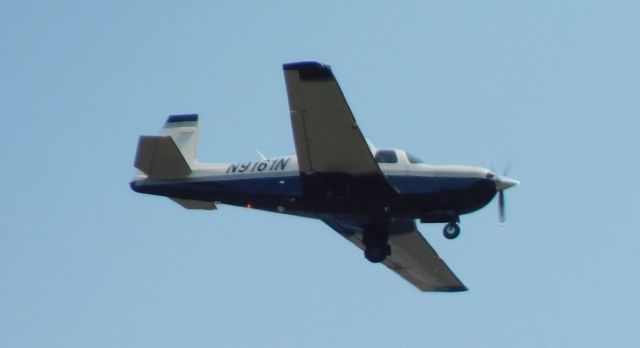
[
  {"left": 498, "top": 190, "right": 506, "bottom": 223},
  {"left": 494, "top": 168, "right": 519, "bottom": 224}
]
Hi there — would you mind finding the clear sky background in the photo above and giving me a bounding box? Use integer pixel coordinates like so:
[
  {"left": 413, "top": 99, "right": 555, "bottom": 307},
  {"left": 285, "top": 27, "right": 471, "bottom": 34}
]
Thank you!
[{"left": 2, "top": 1, "right": 639, "bottom": 347}]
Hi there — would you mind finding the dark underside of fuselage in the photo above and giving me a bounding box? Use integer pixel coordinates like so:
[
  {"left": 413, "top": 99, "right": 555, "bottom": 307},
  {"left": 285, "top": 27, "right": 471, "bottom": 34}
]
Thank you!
[{"left": 130, "top": 174, "right": 496, "bottom": 221}]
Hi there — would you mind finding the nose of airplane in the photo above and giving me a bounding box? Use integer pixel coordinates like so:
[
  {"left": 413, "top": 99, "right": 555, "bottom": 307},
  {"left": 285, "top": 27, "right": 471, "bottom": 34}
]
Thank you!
[
  {"left": 493, "top": 175, "right": 519, "bottom": 223},
  {"left": 495, "top": 176, "right": 520, "bottom": 191}
]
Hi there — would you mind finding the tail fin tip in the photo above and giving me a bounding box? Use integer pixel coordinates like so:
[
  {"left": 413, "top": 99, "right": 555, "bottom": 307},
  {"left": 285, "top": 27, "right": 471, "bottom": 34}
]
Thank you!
[{"left": 166, "top": 114, "right": 198, "bottom": 126}]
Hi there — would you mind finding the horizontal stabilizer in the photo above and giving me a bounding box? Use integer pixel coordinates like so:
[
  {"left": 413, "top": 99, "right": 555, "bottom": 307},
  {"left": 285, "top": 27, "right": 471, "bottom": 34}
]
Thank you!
[
  {"left": 170, "top": 198, "right": 217, "bottom": 210},
  {"left": 134, "top": 136, "right": 191, "bottom": 178}
]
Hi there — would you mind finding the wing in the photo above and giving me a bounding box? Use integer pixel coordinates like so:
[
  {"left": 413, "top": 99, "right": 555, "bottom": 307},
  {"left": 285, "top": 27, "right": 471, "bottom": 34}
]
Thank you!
[
  {"left": 283, "top": 62, "right": 380, "bottom": 176},
  {"left": 324, "top": 218, "right": 467, "bottom": 292},
  {"left": 283, "top": 62, "right": 397, "bottom": 197}
]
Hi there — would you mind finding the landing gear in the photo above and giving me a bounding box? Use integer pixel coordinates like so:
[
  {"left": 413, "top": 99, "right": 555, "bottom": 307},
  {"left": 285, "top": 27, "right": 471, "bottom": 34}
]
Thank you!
[
  {"left": 363, "top": 222, "right": 391, "bottom": 263},
  {"left": 365, "top": 245, "right": 391, "bottom": 263},
  {"left": 443, "top": 222, "right": 461, "bottom": 239}
]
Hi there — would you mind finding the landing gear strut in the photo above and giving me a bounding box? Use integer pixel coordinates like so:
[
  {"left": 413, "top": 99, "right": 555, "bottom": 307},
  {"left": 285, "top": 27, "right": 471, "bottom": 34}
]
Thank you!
[{"left": 443, "top": 222, "right": 461, "bottom": 240}]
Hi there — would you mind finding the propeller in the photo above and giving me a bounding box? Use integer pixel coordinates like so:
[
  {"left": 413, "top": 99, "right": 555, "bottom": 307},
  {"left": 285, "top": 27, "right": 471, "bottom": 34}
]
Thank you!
[
  {"left": 498, "top": 190, "right": 506, "bottom": 223},
  {"left": 493, "top": 164, "right": 519, "bottom": 224}
]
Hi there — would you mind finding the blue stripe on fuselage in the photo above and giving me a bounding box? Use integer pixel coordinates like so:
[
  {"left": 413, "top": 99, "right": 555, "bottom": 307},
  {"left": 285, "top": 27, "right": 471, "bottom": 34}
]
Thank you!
[
  {"left": 134, "top": 173, "right": 489, "bottom": 199},
  {"left": 132, "top": 174, "right": 303, "bottom": 201},
  {"left": 388, "top": 175, "right": 488, "bottom": 194},
  {"left": 131, "top": 172, "right": 496, "bottom": 218},
  {"left": 207, "top": 175, "right": 302, "bottom": 196}
]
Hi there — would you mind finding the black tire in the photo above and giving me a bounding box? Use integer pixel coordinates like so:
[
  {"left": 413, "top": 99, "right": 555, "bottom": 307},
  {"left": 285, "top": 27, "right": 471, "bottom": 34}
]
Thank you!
[
  {"left": 364, "top": 245, "right": 390, "bottom": 263},
  {"left": 443, "top": 223, "right": 461, "bottom": 240}
]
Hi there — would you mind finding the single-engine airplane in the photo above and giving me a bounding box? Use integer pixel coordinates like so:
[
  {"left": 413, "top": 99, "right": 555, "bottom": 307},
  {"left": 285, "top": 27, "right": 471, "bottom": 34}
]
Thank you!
[{"left": 130, "top": 61, "right": 519, "bottom": 292}]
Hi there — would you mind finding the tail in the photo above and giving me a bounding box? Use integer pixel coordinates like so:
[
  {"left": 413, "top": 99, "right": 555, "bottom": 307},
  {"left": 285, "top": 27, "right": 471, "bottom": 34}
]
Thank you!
[
  {"left": 134, "top": 114, "right": 199, "bottom": 179},
  {"left": 132, "top": 114, "right": 216, "bottom": 210},
  {"left": 160, "top": 114, "right": 199, "bottom": 167}
]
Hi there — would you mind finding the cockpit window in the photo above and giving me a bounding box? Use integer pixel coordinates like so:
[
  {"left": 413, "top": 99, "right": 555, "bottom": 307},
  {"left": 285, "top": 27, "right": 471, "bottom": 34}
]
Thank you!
[
  {"left": 374, "top": 150, "right": 398, "bottom": 163},
  {"left": 407, "top": 153, "right": 424, "bottom": 164}
]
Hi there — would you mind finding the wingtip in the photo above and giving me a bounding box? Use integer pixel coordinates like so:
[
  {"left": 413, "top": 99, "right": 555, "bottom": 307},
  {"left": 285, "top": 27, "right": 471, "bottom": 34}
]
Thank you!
[
  {"left": 283, "top": 61, "right": 333, "bottom": 80},
  {"left": 438, "top": 286, "right": 468, "bottom": 292},
  {"left": 420, "top": 285, "right": 468, "bottom": 292},
  {"left": 283, "top": 61, "right": 324, "bottom": 70}
]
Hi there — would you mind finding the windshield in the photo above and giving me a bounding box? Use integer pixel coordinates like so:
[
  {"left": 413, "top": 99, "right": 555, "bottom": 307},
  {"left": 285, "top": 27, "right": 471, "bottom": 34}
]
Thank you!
[{"left": 374, "top": 150, "right": 398, "bottom": 163}]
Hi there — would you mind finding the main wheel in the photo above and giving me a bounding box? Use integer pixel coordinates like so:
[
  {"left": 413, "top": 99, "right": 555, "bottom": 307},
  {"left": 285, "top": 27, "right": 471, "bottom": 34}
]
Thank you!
[
  {"left": 364, "top": 245, "right": 391, "bottom": 263},
  {"left": 443, "top": 222, "right": 461, "bottom": 239}
]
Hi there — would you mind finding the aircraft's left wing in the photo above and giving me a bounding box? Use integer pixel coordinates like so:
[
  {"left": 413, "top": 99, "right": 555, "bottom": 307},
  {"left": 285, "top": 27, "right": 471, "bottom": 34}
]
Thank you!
[{"left": 324, "top": 218, "right": 467, "bottom": 292}]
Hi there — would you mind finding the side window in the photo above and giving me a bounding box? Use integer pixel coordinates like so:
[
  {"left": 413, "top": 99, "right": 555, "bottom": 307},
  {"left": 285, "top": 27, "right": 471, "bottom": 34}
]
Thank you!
[
  {"left": 407, "top": 153, "right": 424, "bottom": 164},
  {"left": 374, "top": 150, "right": 398, "bottom": 163}
]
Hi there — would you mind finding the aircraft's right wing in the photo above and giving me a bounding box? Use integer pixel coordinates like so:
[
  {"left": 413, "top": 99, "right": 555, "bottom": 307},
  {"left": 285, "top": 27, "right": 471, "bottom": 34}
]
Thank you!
[
  {"left": 283, "top": 62, "right": 397, "bottom": 198},
  {"left": 283, "top": 61, "right": 378, "bottom": 175},
  {"left": 324, "top": 218, "right": 467, "bottom": 292}
]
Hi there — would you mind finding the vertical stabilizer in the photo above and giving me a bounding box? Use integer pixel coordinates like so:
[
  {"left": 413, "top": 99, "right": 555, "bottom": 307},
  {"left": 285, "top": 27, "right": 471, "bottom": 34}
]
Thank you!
[{"left": 161, "top": 114, "right": 199, "bottom": 166}]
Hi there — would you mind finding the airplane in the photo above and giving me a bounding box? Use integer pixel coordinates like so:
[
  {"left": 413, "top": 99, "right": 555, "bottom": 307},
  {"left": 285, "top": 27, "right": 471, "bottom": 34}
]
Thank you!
[{"left": 130, "top": 61, "right": 519, "bottom": 292}]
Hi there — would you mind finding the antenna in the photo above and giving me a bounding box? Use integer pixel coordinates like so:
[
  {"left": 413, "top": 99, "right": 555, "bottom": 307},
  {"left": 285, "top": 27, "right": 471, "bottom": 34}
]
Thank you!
[{"left": 255, "top": 149, "right": 267, "bottom": 160}]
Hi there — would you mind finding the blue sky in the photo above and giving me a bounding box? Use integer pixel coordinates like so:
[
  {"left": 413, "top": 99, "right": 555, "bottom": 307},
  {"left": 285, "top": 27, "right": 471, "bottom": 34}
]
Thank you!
[{"left": 2, "top": 1, "right": 639, "bottom": 347}]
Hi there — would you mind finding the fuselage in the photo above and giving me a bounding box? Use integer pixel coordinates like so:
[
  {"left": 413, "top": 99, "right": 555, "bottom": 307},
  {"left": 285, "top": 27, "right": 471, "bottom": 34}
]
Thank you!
[{"left": 130, "top": 148, "right": 497, "bottom": 222}]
